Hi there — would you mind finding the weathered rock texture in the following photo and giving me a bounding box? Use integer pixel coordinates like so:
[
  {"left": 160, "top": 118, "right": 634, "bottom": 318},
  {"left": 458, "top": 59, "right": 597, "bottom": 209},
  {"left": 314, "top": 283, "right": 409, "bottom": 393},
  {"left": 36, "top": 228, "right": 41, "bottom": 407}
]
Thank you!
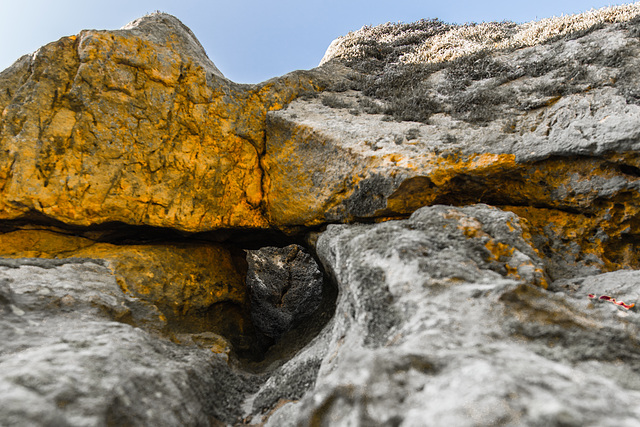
[
  {"left": 0, "top": 13, "right": 328, "bottom": 232},
  {"left": 265, "top": 5, "right": 640, "bottom": 278},
  {"left": 256, "top": 205, "right": 640, "bottom": 426},
  {"left": 0, "top": 228, "right": 254, "bottom": 349},
  {"left": 2, "top": 4, "right": 640, "bottom": 427},
  {"left": 0, "top": 259, "right": 259, "bottom": 425},
  {"left": 246, "top": 244, "right": 323, "bottom": 340}
]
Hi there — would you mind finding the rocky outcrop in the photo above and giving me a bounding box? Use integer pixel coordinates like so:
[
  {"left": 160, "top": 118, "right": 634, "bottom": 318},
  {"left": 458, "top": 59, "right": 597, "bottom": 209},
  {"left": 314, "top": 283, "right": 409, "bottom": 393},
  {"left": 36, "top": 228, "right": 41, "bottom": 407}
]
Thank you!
[
  {"left": 264, "top": 7, "right": 640, "bottom": 277},
  {"left": 0, "top": 228, "right": 255, "bottom": 350},
  {"left": 0, "top": 259, "right": 260, "bottom": 425},
  {"left": 0, "top": 13, "right": 330, "bottom": 232},
  {"left": 2, "top": 4, "right": 640, "bottom": 427},
  {"left": 255, "top": 205, "right": 640, "bottom": 426}
]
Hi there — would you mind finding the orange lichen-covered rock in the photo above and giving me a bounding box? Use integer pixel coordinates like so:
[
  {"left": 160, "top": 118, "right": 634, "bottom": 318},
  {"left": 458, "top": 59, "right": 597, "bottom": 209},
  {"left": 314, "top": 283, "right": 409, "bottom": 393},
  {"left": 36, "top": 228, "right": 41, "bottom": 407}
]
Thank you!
[
  {"left": 0, "top": 13, "right": 324, "bottom": 232},
  {"left": 504, "top": 204, "right": 640, "bottom": 279},
  {"left": 0, "top": 229, "right": 247, "bottom": 322},
  {"left": 264, "top": 13, "right": 640, "bottom": 243},
  {"left": 264, "top": 89, "right": 640, "bottom": 232}
]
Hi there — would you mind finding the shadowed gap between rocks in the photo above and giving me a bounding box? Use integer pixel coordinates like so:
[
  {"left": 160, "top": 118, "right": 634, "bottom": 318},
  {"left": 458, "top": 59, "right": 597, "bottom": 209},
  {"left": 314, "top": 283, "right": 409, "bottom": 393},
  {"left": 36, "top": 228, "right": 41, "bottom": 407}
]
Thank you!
[
  {"left": 0, "top": 213, "right": 338, "bottom": 368},
  {"left": 338, "top": 155, "right": 640, "bottom": 279}
]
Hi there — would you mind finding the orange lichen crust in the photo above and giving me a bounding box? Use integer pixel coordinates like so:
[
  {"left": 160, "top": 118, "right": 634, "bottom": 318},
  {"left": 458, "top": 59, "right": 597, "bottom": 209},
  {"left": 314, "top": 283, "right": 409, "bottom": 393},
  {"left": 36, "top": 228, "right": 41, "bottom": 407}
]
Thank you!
[
  {"left": 0, "top": 229, "right": 246, "bottom": 318},
  {"left": 0, "top": 28, "right": 324, "bottom": 232},
  {"left": 386, "top": 153, "right": 518, "bottom": 215},
  {"left": 443, "top": 208, "right": 548, "bottom": 288},
  {"left": 504, "top": 204, "right": 640, "bottom": 275},
  {"left": 388, "top": 153, "right": 640, "bottom": 217},
  {"left": 264, "top": 120, "right": 640, "bottom": 234},
  {"left": 389, "top": 153, "right": 640, "bottom": 279}
]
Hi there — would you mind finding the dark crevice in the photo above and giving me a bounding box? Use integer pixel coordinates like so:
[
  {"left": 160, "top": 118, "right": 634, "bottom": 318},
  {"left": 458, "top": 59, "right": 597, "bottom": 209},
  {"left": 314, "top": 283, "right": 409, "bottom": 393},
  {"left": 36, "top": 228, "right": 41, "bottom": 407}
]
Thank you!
[
  {"left": 240, "top": 268, "right": 337, "bottom": 373},
  {"left": 0, "top": 210, "right": 307, "bottom": 247},
  {"left": 0, "top": 212, "right": 338, "bottom": 371},
  {"left": 494, "top": 202, "right": 590, "bottom": 217},
  {"left": 617, "top": 163, "right": 640, "bottom": 178}
]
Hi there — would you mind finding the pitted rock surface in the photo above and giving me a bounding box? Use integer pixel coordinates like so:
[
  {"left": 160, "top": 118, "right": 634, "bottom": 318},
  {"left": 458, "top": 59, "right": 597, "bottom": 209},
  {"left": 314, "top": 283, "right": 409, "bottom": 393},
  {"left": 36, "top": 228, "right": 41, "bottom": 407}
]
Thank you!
[
  {"left": 0, "top": 13, "right": 327, "bottom": 232},
  {"left": 245, "top": 244, "right": 323, "bottom": 339},
  {"left": 2, "top": 5, "right": 640, "bottom": 426},
  {"left": 0, "top": 259, "right": 260, "bottom": 425},
  {"left": 256, "top": 204, "right": 640, "bottom": 426}
]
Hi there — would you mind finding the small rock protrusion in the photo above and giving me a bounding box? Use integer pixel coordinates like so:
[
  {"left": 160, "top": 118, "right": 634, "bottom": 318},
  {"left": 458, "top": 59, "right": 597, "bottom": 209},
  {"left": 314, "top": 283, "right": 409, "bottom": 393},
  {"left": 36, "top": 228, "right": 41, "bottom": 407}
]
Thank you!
[
  {"left": 245, "top": 245, "right": 323, "bottom": 340},
  {"left": 0, "top": 278, "right": 14, "bottom": 312}
]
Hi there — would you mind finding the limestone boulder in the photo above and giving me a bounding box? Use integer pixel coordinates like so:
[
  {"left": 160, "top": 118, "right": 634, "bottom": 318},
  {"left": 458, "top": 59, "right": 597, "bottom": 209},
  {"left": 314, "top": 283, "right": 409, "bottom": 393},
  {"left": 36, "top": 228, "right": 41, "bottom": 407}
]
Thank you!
[
  {"left": 264, "top": 13, "right": 640, "bottom": 275},
  {"left": 3, "top": 6, "right": 640, "bottom": 427},
  {"left": 255, "top": 204, "right": 640, "bottom": 426},
  {"left": 0, "top": 259, "right": 260, "bottom": 425},
  {"left": 0, "top": 229, "right": 253, "bottom": 348},
  {"left": 0, "top": 13, "right": 326, "bottom": 232}
]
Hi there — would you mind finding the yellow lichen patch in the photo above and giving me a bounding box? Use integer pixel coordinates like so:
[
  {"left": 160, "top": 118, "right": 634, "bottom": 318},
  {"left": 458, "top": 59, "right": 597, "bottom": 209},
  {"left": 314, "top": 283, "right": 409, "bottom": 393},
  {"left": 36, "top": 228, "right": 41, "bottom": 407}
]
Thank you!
[
  {"left": 444, "top": 209, "right": 487, "bottom": 238},
  {"left": 188, "top": 332, "right": 232, "bottom": 356},
  {"left": 0, "top": 24, "right": 325, "bottom": 233},
  {"left": 76, "top": 244, "right": 246, "bottom": 316},
  {"left": 0, "top": 229, "right": 94, "bottom": 258},
  {"left": 431, "top": 153, "right": 517, "bottom": 187},
  {"left": 263, "top": 117, "right": 358, "bottom": 228},
  {"left": 439, "top": 207, "right": 548, "bottom": 288},
  {"left": 504, "top": 205, "right": 640, "bottom": 274},
  {"left": 484, "top": 239, "right": 516, "bottom": 261},
  {"left": 484, "top": 238, "right": 548, "bottom": 288},
  {"left": 0, "top": 229, "right": 247, "bottom": 318},
  {"left": 45, "top": 109, "right": 77, "bottom": 140},
  {"left": 386, "top": 153, "right": 517, "bottom": 215}
]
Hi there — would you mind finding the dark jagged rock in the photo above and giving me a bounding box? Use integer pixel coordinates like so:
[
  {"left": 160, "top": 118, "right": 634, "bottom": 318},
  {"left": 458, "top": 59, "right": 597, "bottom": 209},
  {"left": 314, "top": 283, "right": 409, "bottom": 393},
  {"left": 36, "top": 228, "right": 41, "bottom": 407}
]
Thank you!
[{"left": 246, "top": 244, "right": 323, "bottom": 339}]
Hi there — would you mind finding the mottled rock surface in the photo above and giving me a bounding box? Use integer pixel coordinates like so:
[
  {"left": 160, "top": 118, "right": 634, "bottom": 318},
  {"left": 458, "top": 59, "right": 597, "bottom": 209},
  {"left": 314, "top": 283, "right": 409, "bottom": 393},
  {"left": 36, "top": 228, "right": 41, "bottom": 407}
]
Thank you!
[
  {"left": 264, "top": 5, "right": 640, "bottom": 276},
  {"left": 0, "top": 259, "right": 260, "bottom": 426},
  {"left": 0, "top": 228, "right": 253, "bottom": 350},
  {"left": 2, "top": 4, "right": 640, "bottom": 427},
  {"left": 0, "top": 13, "right": 328, "bottom": 232},
  {"left": 257, "top": 205, "right": 640, "bottom": 426},
  {"left": 246, "top": 244, "right": 323, "bottom": 340}
]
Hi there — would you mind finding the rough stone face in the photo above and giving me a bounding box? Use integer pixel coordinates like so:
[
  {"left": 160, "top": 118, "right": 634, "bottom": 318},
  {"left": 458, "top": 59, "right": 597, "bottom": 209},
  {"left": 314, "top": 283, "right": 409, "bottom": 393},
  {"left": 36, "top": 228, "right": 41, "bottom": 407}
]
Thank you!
[
  {"left": 264, "top": 13, "right": 640, "bottom": 275},
  {"left": 0, "top": 259, "right": 260, "bottom": 426},
  {"left": 255, "top": 205, "right": 640, "bottom": 426},
  {"left": 246, "top": 244, "right": 323, "bottom": 339},
  {"left": 0, "top": 229, "right": 251, "bottom": 342},
  {"left": 2, "top": 5, "right": 640, "bottom": 427},
  {"left": 0, "top": 13, "right": 327, "bottom": 232}
]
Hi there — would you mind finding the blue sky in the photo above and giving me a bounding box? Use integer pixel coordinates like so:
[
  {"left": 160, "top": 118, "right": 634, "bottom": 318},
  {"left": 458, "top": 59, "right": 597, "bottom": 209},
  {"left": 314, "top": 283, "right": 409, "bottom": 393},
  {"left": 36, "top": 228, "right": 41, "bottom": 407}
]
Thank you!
[{"left": 0, "top": 1, "right": 633, "bottom": 83}]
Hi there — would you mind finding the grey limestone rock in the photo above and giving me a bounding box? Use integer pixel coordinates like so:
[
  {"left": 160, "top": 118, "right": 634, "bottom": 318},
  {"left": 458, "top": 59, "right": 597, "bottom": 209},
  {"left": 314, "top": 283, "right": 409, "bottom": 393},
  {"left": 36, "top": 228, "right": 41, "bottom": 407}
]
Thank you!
[
  {"left": 264, "top": 13, "right": 640, "bottom": 276},
  {"left": 122, "top": 12, "right": 225, "bottom": 79},
  {"left": 256, "top": 204, "right": 640, "bottom": 426},
  {"left": 0, "top": 259, "right": 260, "bottom": 426}
]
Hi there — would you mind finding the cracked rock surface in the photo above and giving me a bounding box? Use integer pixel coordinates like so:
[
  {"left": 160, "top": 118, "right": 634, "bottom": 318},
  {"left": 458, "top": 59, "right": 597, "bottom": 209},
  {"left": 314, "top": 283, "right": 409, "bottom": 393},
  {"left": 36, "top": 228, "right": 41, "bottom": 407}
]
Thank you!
[
  {"left": 0, "top": 13, "right": 329, "bottom": 232},
  {"left": 259, "top": 204, "right": 640, "bottom": 426},
  {"left": 2, "top": 5, "right": 640, "bottom": 427}
]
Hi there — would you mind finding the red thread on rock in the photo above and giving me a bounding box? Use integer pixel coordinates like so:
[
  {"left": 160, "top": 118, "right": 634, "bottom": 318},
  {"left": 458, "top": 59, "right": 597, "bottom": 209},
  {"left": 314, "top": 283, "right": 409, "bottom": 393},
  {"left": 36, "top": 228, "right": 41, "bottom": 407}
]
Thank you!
[{"left": 588, "top": 294, "right": 635, "bottom": 310}]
